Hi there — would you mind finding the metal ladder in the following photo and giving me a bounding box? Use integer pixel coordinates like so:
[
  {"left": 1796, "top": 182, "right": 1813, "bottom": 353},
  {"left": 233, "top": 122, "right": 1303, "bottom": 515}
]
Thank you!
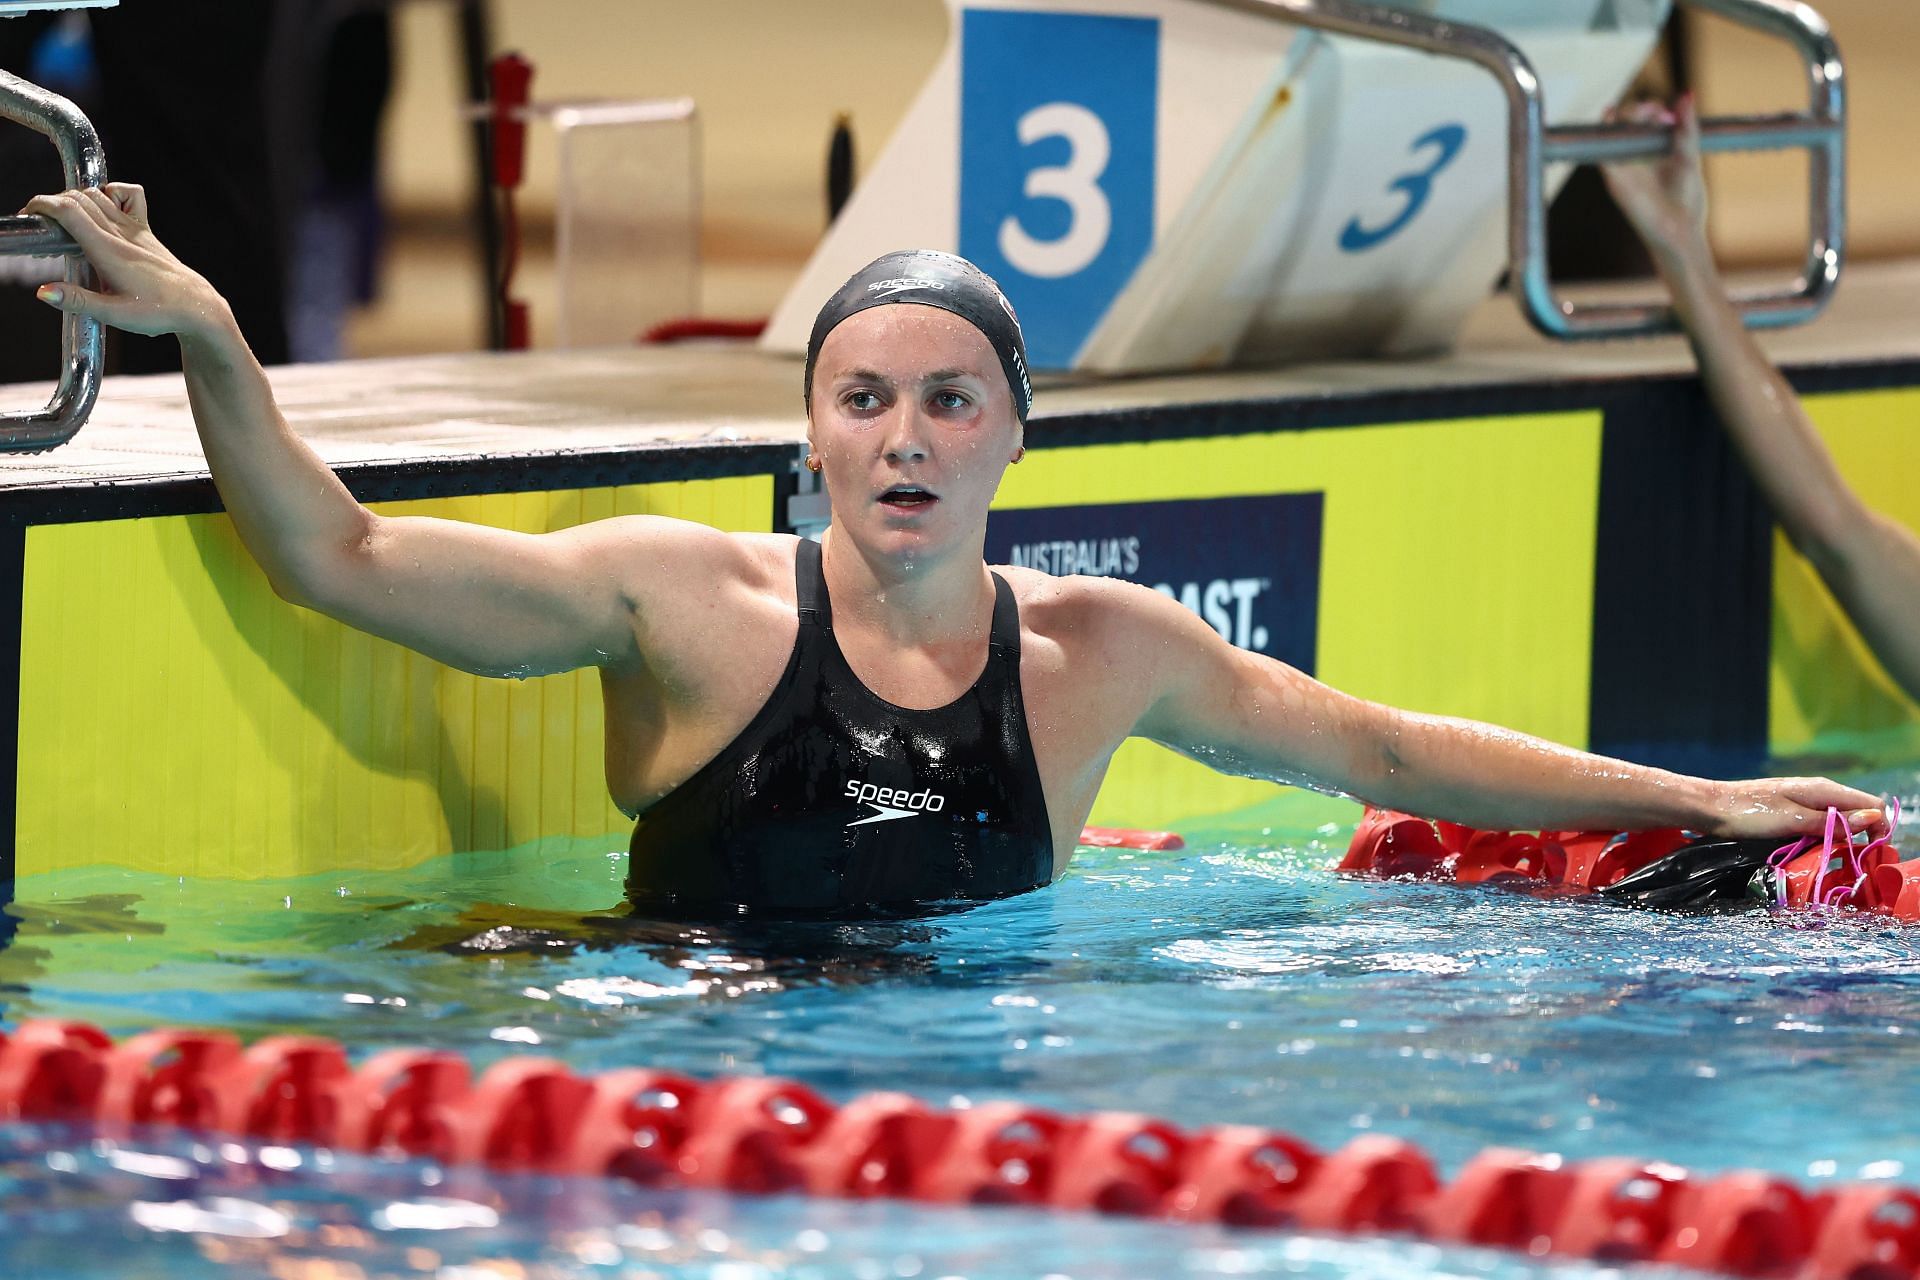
[
  {"left": 0, "top": 65, "right": 103, "bottom": 451},
  {"left": 1211, "top": 0, "right": 1845, "bottom": 339},
  {"left": 0, "top": 0, "right": 495, "bottom": 451}
]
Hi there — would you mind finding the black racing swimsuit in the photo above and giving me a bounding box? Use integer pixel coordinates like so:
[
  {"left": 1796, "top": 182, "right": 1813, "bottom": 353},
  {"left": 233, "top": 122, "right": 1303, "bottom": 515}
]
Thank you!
[{"left": 625, "top": 538, "right": 1055, "bottom": 919}]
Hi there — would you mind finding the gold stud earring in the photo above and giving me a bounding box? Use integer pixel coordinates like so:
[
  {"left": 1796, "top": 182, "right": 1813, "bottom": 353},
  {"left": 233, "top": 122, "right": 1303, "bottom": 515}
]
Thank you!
[{"left": 805, "top": 452, "right": 822, "bottom": 474}]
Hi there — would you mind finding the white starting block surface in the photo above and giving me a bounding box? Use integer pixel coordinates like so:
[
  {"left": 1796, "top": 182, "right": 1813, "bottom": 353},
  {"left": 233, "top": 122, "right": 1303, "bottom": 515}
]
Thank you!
[
  {"left": 0, "top": 258, "right": 1913, "bottom": 496},
  {"left": 765, "top": 0, "right": 1666, "bottom": 374}
]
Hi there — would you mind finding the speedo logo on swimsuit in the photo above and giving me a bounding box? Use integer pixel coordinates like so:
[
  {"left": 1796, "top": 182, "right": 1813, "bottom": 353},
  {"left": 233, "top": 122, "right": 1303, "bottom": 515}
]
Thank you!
[
  {"left": 866, "top": 277, "right": 946, "bottom": 300},
  {"left": 844, "top": 779, "right": 948, "bottom": 827}
]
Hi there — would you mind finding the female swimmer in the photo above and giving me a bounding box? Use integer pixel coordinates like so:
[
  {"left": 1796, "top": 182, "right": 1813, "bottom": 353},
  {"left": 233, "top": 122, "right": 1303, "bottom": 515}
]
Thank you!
[{"left": 22, "top": 183, "right": 1888, "bottom": 918}]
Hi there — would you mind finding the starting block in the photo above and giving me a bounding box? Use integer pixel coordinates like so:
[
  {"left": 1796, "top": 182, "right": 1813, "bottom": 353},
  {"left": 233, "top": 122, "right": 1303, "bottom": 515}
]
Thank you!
[{"left": 764, "top": 0, "right": 1846, "bottom": 374}]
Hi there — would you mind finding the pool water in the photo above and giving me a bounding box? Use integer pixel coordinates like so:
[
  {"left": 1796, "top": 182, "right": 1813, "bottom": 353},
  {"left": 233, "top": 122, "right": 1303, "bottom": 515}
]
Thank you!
[{"left": 2, "top": 767, "right": 1918, "bottom": 1279}]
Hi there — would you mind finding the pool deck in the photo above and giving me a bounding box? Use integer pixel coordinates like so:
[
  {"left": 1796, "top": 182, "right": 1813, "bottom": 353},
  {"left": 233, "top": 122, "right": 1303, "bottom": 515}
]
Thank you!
[{"left": 0, "top": 259, "right": 1915, "bottom": 510}]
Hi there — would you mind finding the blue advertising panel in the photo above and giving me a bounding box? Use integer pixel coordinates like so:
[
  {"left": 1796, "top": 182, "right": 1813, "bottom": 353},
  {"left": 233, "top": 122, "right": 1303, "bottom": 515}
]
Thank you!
[
  {"left": 959, "top": 9, "right": 1158, "bottom": 369},
  {"left": 985, "top": 493, "right": 1324, "bottom": 673}
]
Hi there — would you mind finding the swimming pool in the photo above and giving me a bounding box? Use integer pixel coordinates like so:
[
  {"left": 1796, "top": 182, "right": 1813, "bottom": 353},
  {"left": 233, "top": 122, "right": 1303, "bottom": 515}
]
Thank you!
[{"left": 3, "top": 763, "right": 1917, "bottom": 1278}]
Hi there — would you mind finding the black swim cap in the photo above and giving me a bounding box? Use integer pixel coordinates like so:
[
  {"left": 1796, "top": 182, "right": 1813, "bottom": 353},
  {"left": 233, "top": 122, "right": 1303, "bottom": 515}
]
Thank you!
[{"left": 803, "top": 249, "right": 1032, "bottom": 423}]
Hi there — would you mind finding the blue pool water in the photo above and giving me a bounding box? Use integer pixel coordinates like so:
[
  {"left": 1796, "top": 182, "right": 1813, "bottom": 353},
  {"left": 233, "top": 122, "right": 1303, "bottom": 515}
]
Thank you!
[{"left": 2, "top": 770, "right": 1918, "bottom": 1278}]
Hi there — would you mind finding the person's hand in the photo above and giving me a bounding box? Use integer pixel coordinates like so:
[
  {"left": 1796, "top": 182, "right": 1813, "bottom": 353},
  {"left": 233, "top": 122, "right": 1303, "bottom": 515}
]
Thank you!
[
  {"left": 1601, "top": 95, "right": 1710, "bottom": 265},
  {"left": 21, "top": 182, "right": 231, "bottom": 340},
  {"left": 1707, "top": 776, "right": 1889, "bottom": 841}
]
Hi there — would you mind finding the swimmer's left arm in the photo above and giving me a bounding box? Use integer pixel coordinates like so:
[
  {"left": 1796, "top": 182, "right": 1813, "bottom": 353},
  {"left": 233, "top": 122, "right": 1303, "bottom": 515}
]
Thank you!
[{"left": 1123, "top": 584, "right": 1885, "bottom": 841}]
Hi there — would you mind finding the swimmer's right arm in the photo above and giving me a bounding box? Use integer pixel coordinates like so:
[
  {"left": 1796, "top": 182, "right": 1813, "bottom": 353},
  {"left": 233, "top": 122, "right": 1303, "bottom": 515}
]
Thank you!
[
  {"left": 1605, "top": 99, "right": 1920, "bottom": 702},
  {"left": 23, "top": 184, "right": 692, "bottom": 678}
]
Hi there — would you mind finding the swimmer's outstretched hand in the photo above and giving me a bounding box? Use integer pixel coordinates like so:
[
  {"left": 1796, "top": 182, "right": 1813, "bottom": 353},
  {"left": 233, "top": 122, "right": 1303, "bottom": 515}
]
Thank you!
[
  {"left": 21, "top": 183, "right": 230, "bottom": 340},
  {"left": 1710, "top": 777, "right": 1889, "bottom": 842},
  {"left": 1601, "top": 96, "right": 1710, "bottom": 265}
]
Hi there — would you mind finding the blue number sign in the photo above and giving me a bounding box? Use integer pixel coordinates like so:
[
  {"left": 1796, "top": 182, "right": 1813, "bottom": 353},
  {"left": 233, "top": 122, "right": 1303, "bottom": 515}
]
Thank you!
[{"left": 960, "top": 9, "right": 1158, "bottom": 368}]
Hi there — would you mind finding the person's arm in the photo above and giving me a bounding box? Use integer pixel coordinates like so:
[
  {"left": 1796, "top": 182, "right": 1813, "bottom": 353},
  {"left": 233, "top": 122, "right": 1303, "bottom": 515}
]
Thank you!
[
  {"left": 25, "top": 183, "right": 710, "bottom": 679},
  {"left": 1123, "top": 584, "right": 1885, "bottom": 839},
  {"left": 1603, "top": 99, "right": 1920, "bottom": 703}
]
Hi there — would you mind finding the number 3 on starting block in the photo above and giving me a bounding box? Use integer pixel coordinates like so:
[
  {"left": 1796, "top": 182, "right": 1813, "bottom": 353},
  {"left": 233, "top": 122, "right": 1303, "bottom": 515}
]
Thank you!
[
  {"left": 1338, "top": 123, "right": 1469, "bottom": 254},
  {"left": 960, "top": 9, "right": 1159, "bottom": 368}
]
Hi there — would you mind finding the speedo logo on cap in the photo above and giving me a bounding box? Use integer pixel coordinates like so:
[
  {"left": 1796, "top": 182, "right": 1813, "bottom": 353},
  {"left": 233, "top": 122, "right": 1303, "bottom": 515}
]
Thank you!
[
  {"left": 844, "top": 778, "right": 948, "bottom": 827},
  {"left": 866, "top": 277, "right": 946, "bottom": 300}
]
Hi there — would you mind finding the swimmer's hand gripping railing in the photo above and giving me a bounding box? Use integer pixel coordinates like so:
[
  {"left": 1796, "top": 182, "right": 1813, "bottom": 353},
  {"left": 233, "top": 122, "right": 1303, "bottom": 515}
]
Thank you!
[
  {"left": 1209, "top": 0, "right": 1845, "bottom": 340},
  {"left": 0, "top": 66, "right": 104, "bottom": 450}
]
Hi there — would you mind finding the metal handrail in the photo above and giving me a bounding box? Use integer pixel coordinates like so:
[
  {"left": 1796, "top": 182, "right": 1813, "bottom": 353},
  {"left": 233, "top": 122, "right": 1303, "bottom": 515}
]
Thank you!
[
  {"left": 0, "top": 216, "right": 78, "bottom": 258},
  {"left": 1531, "top": 0, "right": 1844, "bottom": 338},
  {"left": 0, "top": 67, "right": 106, "bottom": 450},
  {"left": 1204, "top": 0, "right": 1845, "bottom": 340}
]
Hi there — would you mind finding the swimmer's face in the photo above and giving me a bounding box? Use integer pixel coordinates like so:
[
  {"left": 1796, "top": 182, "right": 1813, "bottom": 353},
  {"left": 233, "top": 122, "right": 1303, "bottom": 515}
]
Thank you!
[{"left": 807, "top": 304, "right": 1023, "bottom": 562}]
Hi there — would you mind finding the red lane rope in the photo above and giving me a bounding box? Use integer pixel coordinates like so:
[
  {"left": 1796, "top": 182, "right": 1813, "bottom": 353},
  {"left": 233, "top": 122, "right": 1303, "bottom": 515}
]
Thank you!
[
  {"left": 1340, "top": 806, "right": 1920, "bottom": 918},
  {"left": 1079, "top": 826, "right": 1186, "bottom": 851},
  {"left": 1, "top": 1018, "right": 1915, "bottom": 1278}
]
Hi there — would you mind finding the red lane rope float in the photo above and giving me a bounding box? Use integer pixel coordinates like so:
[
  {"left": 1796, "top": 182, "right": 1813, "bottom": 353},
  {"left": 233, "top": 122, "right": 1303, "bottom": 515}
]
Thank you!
[
  {"left": 2, "top": 1020, "right": 1918, "bottom": 1278},
  {"left": 1340, "top": 807, "right": 1920, "bottom": 919},
  {"left": 1079, "top": 825, "right": 1186, "bottom": 851}
]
